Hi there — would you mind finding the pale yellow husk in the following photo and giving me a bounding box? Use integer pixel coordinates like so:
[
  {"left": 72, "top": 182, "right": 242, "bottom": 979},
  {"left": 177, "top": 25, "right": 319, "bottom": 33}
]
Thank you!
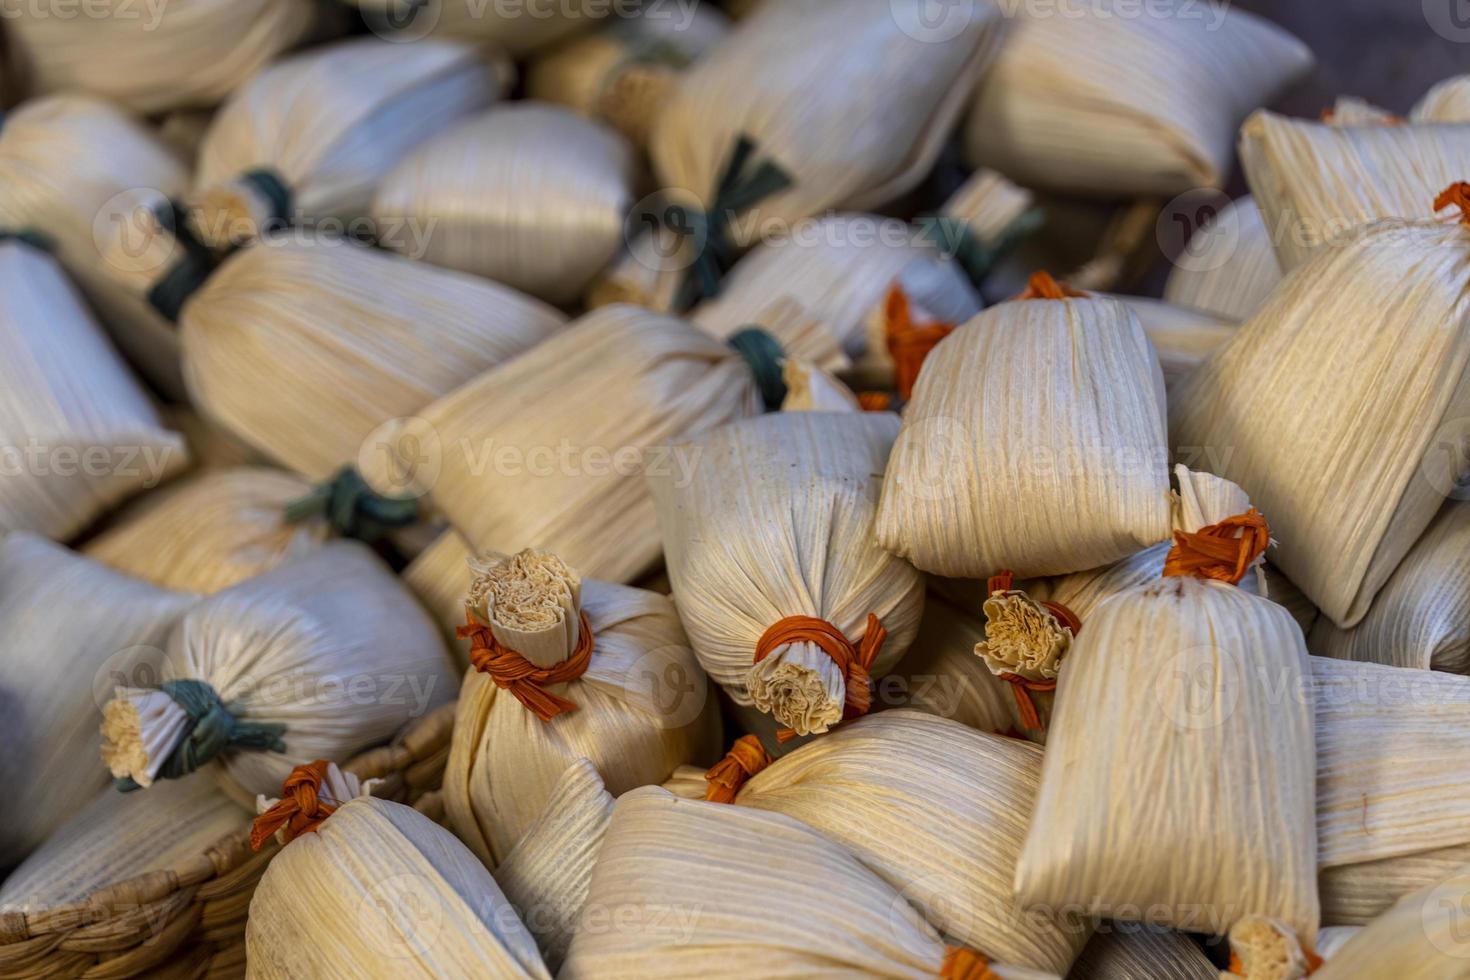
[
  {"left": 1068, "top": 925, "right": 1217, "bottom": 980},
  {"left": 1415, "top": 75, "right": 1470, "bottom": 123},
  {"left": 348, "top": 0, "right": 607, "bottom": 54},
  {"left": 1162, "top": 196, "right": 1282, "bottom": 324},
  {"left": 1309, "top": 863, "right": 1470, "bottom": 977},
  {"left": 1107, "top": 296, "right": 1239, "bottom": 394}
]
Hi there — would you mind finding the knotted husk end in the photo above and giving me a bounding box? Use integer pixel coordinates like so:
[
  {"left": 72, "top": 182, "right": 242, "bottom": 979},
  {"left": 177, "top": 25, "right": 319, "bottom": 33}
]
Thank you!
[
  {"left": 975, "top": 590, "right": 1071, "bottom": 682},
  {"left": 745, "top": 657, "right": 843, "bottom": 738},
  {"left": 465, "top": 548, "right": 583, "bottom": 668},
  {"left": 189, "top": 178, "right": 271, "bottom": 251},
  {"left": 597, "top": 63, "right": 678, "bottom": 146},
  {"left": 1225, "top": 916, "right": 1322, "bottom": 979},
  {"left": 99, "top": 688, "right": 179, "bottom": 789}
]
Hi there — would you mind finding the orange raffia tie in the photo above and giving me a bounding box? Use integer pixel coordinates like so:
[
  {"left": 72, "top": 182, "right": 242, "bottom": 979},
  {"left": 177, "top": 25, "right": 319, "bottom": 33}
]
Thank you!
[
  {"left": 1435, "top": 182, "right": 1470, "bottom": 228},
  {"left": 1162, "top": 509, "right": 1271, "bottom": 586},
  {"left": 883, "top": 284, "right": 957, "bottom": 401},
  {"left": 1008, "top": 270, "right": 1089, "bottom": 302},
  {"left": 1228, "top": 944, "right": 1324, "bottom": 976},
  {"left": 250, "top": 760, "right": 338, "bottom": 851},
  {"left": 458, "top": 609, "right": 595, "bottom": 723},
  {"left": 704, "top": 734, "right": 772, "bottom": 804},
  {"left": 857, "top": 391, "right": 894, "bottom": 412},
  {"left": 754, "top": 613, "right": 887, "bottom": 743},
  {"left": 940, "top": 947, "right": 1000, "bottom": 979},
  {"left": 986, "top": 570, "right": 1079, "bottom": 731}
]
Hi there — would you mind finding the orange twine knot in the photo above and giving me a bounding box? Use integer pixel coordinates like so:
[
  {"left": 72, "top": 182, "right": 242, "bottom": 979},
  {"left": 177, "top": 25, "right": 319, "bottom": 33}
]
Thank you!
[
  {"left": 1435, "top": 182, "right": 1470, "bottom": 228},
  {"left": 1009, "top": 270, "right": 1089, "bottom": 302},
  {"left": 858, "top": 391, "right": 896, "bottom": 412},
  {"left": 941, "top": 946, "right": 1000, "bottom": 979},
  {"left": 754, "top": 613, "right": 887, "bottom": 743},
  {"left": 987, "top": 570, "right": 1078, "bottom": 731},
  {"left": 704, "top": 734, "right": 772, "bottom": 803},
  {"left": 1162, "top": 509, "right": 1270, "bottom": 586},
  {"left": 883, "top": 284, "right": 957, "bottom": 401},
  {"left": 1228, "top": 945, "right": 1323, "bottom": 976},
  {"left": 250, "top": 760, "right": 339, "bottom": 851},
  {"left": 458, "top": 609, "right": 595, "bottom": 723}
]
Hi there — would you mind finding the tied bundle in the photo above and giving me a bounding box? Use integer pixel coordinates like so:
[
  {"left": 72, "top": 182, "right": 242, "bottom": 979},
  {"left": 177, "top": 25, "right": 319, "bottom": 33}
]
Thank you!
[
  {"left": 965, "top": 0, "right": 1312, "bottom": 197},
  {"left": 0, "top": 242, "right": 188, "bottom": 541},
  {"left": 84, "top": 467, "right": 330, "bottom": 595},
  {"left": 877, "top": 277, "right": 1172, "bottom": 579},
  {"left": 351, "top": 0, "right": 606, "bottom": 54},
  {"left": 729, "top": 711, "right": 1090, "bottom": 974},
  {"left": 363, "top": 298, "right": 841, "bottom": 588},
  {"left": 0, "top": 96, "right": 189, "bottom": 394},
  {"left": 443, "top": 549, "right": 719, "bottom": 867},
  {"left": 0, "top": 535, "right": 196, "bottom": 867},
  {"left": 3, "top": 0, "right": 317, "bottom": 113},
  {"left": 189, "top": 38, "right": 505, "bottom": 250},
  {"left": 1170, "top": 208, "right": 1470, "bottom": 628},
  {"left": 370, "top": 103, "right": 636, "bottom": 305},
  {"left": 649, "top": 412, "right": 923, "bottom": 739},
  {"left": 646, "top": 0, "right": 1004, "bottom": 308},
  {"left": 561, "top": 786, "right": 1060, "bottom": 979},
  {"left": 1222, "top": 917, "right": 1325, "bottom": 980},
  {"left": 247, "top": 776, "right": 551, "bottom": 979},
  {"left": 100, "top": 543, "right": 456, "bottom": 807},
  {"left": 1015, "top": 508, "right": 1320, "bottom": 940}
]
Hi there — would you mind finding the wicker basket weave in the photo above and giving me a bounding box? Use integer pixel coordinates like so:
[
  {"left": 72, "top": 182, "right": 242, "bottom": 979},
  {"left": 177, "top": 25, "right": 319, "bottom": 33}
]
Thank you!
[{"left": 0, "top": 702, "right": 457, "bottom": 980}]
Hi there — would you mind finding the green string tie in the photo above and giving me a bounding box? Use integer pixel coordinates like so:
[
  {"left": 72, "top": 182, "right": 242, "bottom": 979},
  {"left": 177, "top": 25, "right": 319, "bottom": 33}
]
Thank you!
[
  {"left": 145, "top": 199, "right": 219, "bottom": 323},
  {"left": 115, "top": 679, "right": 286, "bottom": 792},
  {"left": 727, "top": 327, "right": 789, "bottom": 412},
  {"left": 0, "top": 228, "right": 56, "bottom": 254},
  {"left": 238, "top": 168, "right": 294, "bottom": 235},
  {"left": 915, "top": 207, "right": 1046, "bottom": 292},
  {"left": 284, "top": 466, "right": 421, "bottom": 543}
]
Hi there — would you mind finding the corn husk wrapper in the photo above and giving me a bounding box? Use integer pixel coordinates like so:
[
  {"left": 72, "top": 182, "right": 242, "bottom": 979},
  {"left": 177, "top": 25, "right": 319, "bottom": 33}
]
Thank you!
[
  {"left": 5, "top": 0, "right": 317, "bottom": 113},
  {"left": 159, "top": 403, "right": 267, "bottom": 472},
  {"left": 367, "top": 300, "right": 839, "bottom": 584},
  {"left": 878, "top": 293, "right": 1172, "bottom": 579},
  {"left": 734, "top": 711, "right": 1089, "bottom": 973},
  {"left": 0, "top": 773, "right": 246, "bottom": 914},
  {"left": 83, "top": 467, "right": 330, "bottom": 595},
  {"left": 885, "top": 595, "right": 1022, "bottom": 735},
  {"left": 0, "top": 534, "right": 196, "bottom": 867},
  {"left": 157, "top": 107, "right": 216, "bottom": 164},
  {"left": 1170, "top": 220, "right": 1470, "bottom": 628},
  {"left": 1321, "top": 844, "right": 1470, "bottom": 928},
  {"left": 495, "top": 759, "right": 614, "bottom": 972},
  {"left": 405, "top": 529, "right": 481, "bottom": 646},
  {"left": 1068, "top": 925, "right": 1216, "bottom": 980},
  {"left": 1308, "top": 864, "right": 1470, "bottom": 978},
  {"left": 0, "top": 96, "right": 189, "bottom": 394},
  {"left": 188, "top": 38, "right": 505, "bottom": 249},
  {"left": 371, "top": 103, "right": 634, "bottom": 305},
  {"left": 1015, "top": 573, "right": 1319, "bottom": 938},
  {"left": 1308, "top": 501, "right": 1470, "bottom": 673},
  {"left": 1415, "top": 76, "right": 1470, "bottom": 123},
  {"left": 650, "top": 412, "right": 923, "bottom": 736},
  {"left": 1163, "top": 196, "right": 1283, "bottom": 324},
  {"left": 0, "top": 243, "right": 187, "bottom": 541},
  {"left": 445, "top": 549, "right": 720, "bottom": 868},
  {"left": 349, "top": 0, "right": 606, "bottom": 54},
  {"left": 247, "top": 796, "right": 551, "bottom": 979},
  {"left": 99, "top": 542, "right": 456, "bottom": 807},
  {"left": 965, "top": 0, "right": 1312, "bottom": 197},
  {"left": 561, "top": 785, "right": 1059, "bottom": 979},
  {"left": 1108, "top": 295, "right": 1239, "bottom": 395}
]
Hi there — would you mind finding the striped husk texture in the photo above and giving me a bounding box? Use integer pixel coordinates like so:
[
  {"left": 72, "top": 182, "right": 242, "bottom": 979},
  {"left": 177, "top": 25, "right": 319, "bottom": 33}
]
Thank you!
[
  {"left": 1162, "top": 196, "right": 1282, "bottom": 323},
  {"left": 1311, "top": 863, "right": 1470, "bottom": 978}
]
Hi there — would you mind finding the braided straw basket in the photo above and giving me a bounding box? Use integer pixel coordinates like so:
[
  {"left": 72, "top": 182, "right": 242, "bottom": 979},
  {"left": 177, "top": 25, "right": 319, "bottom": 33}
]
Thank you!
[{"left": 0, "top": 701, "right": 457, "bottom": 979}]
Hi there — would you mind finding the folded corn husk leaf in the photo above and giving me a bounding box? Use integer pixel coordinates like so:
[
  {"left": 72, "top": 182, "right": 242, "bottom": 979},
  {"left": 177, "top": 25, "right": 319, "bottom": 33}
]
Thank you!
[
  {"left": 878, "top": 290, "right": 1172, "bottom": 579},
  {"left": 1415, "top": 76, "right": 1470, "bottom": 123},
  {"left": 0, "top": 534, "right": 196, "bottom": 867},
  {"left": 5, "top": 0, "right": 318, "bottom": 113},
  {"left": 966, "top": 0, "right": 1312, "bottom": 197},
  {"left": 349, "top": 0, "right": 605, "bottom": 54},
  {"left": 404, "top": 529, "right": 480, "bottom": 647},
  {"left": 885, "top": 594, "right": 1022, "bottom": 736},
  {"left": 0, "top": 242, "right": 187, "bottom": 541},
  {"left": 1308, "top": 501, "right": 1470, "bottom": 673},
  {"left": 365, "top": 299, "right": 840, "bottom": 585},
  {"left": 1170, "top": 219, "right": 1470, "bottom": 629},
  {"left": 247, "top": 795, "right": 551, "bottom": 979},
  {"left": 445, "top": 549, "right": 719, "bottom": 868},
  {"left": 561, "top": 785, "right": 1059, "bottom": 978},
  {"left": 1307, "top": 864, "right": 1470, "bottom": 978},
  {"left": 1162, "top": 196, "right": 1283, "bottom": 323},
  {"left": 1108, "top": 295, "right": 1239, "bottom": 394},
  {"left": 100, "top": 542, "right": 456, "bottom": 806},
  {"left": 83, "top": 467, "right": 329, "bottom": 595},
  {"left": 1321, "top": 844, "right": 1470, "bottom": 928},
  {"left": 734, "top": 711, "right": 1089, "bottom": 973},
  {"left": 0, "top": 772, "right": 247, "bottom": 914},
  {"left": 188, "top": 37, "right": 505, "bottom": 249},
  {"left": 495, "top": 759, "right": 615, "bottom": 973},
  {"left": 371, "top": 103, "right": 635, "bottom": 304},
  {"left": 1068, "top": 926, "right": 1216, "bottom": 980},
  {"left": 0, "top": 95, "right": 189, "bottom": 394}
]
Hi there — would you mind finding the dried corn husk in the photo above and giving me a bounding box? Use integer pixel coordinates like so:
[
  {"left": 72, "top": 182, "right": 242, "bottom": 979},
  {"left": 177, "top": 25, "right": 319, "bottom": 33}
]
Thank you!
[
  {"left": 1240, "top": 111, "right": 1470, "bottom": 270},
  {"left": 1109, "top": 295, "right": 1239, "bottom": 394},
  {"left": 495, "top": 759, "right": 615, "bottom": 972},
  {"left": 0, "top": 95, "right": 189, "bottom": 394},
  {"left": 1415, "top": 76, "right": 1470, "bottom": 123},
  {"left": 1068, "top": 926, "right": 1216, "bottom": 980},
  {"left": 371, "top": 103, "right": 635, "bottom": 304},
  {"left": 1308, "top": 501, "right": 1470, "bottom": 673},
  {"left": 444, "top": 549, "right": 719, "bottom": 868},
  {"left": 1221, "top": 916, "right": 1323, "bottom": 980},
  {"left": 247, "top": 795, "right": 551, "bottom": 978},
  {"left": 561, "top": 785, "right": 1058, "bottom": 978},
  {"left": 1170, "top": 219, "right": 1470, "bottom": 628},
  {"left": 877, "top": 289, "right": 1172, "bottom": 579},
  {"left": 965, "top": 0, "right": 1312, "bottom": 197},
  {"left": 1309, "top": 865, "right": 1470, "bottom": 978},
  {"left": 886, "top": 594, "right": 1024, "bottom": 735},
  {"left": 5, "top": 0, "right": 318, "bottom": 113},
  {"left": 189, "top": 38, "right": 504, "bottom": 250},
  {"left": 83, "top": 467, "right": 330, "bottom": 595},
  {"left": 364, "top": 299, "right": 839, "bottom": 584},
  {"left": 160, "top": 403, "right": 266, "bottom": 472},
  {"left": 1015, "top": 522, "right": 1319, "bottom": 939},
  {"left": 649, "top": 411, "right": 922, "bottom": 737},
  {"left": 0, "top": 534, "right": 196, "bottom": 867},
  {"left": 733, "top": 711, "right": 1089, "bottom": 973},
  {"left": 0, "top": 772, "right": 246, "bottom": 913},
  {"left": 99, "top": 542, "right": 456, "bottom": 807},
  {"left": 1321, "top": 844, "right": 1470, "bottom": 928},
  {"left": 350, "top": 0, "right": 605, "bottom": 54},
  {"left": 1162, "top": 196, "right": 1283, "bottom": 323},
  {"left": 0, "top": 242, "right": 187, "bottom": 541}
]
